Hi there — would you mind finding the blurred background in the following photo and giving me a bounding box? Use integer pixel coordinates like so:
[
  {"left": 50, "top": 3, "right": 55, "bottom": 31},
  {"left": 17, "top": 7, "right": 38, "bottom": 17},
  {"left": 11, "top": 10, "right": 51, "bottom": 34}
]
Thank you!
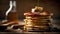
[{"left": 0, "top": 0, "right": 60, "bottom": 29}]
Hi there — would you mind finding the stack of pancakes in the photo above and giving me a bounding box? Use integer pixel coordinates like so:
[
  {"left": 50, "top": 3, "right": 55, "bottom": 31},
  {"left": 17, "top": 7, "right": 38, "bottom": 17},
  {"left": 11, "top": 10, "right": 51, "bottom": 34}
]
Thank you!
[{"left": 24, "top": 6, "right": 52, "bottom": 31}]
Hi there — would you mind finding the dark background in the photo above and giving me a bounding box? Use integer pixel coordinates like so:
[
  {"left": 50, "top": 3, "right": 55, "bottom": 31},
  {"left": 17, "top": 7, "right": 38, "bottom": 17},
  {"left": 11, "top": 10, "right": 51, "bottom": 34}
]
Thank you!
[{"left": 0, "top": 0, "right": 60, "bottom": 20}]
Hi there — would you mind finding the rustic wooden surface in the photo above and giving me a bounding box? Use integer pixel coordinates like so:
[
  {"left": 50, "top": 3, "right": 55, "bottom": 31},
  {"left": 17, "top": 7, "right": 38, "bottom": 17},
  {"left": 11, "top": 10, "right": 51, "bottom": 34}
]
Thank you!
[{"left": 0, "top": 32, "right": 60, "bottom": 34}]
